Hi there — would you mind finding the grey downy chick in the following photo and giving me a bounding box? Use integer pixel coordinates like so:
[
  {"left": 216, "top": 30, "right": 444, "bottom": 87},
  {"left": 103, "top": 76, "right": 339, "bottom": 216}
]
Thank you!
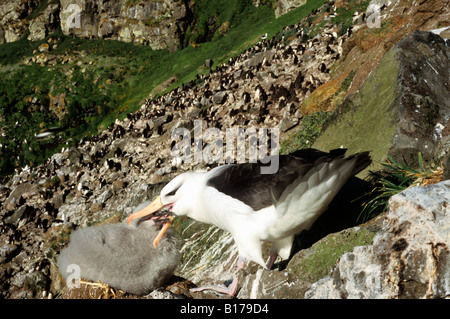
[{"left": 58, "top": 218, "right": 181, "bottom": 295}]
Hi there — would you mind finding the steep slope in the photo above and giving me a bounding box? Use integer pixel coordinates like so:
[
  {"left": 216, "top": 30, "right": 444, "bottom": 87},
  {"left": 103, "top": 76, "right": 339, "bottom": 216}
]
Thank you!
[
  {"left": 314, "top": 31, "right": 450, "bottom": 173},
  {"left": 0, "top": 0, "right": 326, "bottom": 180}
]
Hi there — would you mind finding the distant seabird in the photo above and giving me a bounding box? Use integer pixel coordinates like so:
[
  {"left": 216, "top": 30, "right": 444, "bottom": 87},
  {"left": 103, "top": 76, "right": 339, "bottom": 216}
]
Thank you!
[
  {"left": 127, "top": 148, "right": 371, "bottom": 295},
  {"left": 58, "top": 219, "right": 181, "bottom": 295},
  {"left": 35, "top": 127, "right": 64, "bottom": 139}
]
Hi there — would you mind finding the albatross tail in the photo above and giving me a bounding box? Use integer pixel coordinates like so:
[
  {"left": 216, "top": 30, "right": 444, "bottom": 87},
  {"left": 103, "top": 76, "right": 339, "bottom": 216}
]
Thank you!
[{"left": 268, "top": 150, "right": 372, "bottom": 241}]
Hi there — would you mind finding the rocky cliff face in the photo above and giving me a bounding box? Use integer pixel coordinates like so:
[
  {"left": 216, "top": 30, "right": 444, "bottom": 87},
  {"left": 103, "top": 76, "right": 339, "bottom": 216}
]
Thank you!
[
  {"left": 59, "top": 0, "right": 189, "bottom": 50},
  {"left": 274, "top": 0, "right": 308, "bottom": 18},
  {"left": 0, "top": 0, "right": 190, "bottom": 50},
  {"left": 0, "top": 0, "right": 449, "bottom": 299},
  {"left": 0, "top": 0, "right": 309, "bottom": 48}
]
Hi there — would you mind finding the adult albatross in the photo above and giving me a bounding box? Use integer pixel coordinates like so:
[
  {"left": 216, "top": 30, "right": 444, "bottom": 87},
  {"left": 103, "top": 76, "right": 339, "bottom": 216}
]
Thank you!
[{"left": 127, "top": 148, "right": 371, "bottom": 295}]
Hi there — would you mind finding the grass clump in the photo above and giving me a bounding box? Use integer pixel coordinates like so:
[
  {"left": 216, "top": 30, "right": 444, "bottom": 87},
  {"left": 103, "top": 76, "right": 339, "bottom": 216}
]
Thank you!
[{"left": 358, "top": 153, "right": 444, "bottom": 222}]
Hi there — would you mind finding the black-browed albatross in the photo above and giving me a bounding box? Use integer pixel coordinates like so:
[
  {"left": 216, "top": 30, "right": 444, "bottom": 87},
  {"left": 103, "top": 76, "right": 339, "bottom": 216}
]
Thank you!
[{"left": 127, "top": 148, "right": 371, "bottom": 295}]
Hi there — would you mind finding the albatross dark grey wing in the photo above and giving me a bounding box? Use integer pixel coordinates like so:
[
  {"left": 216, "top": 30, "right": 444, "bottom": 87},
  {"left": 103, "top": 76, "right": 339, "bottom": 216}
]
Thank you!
[{"left": 206, "top": 148, "right": 371, "bottom": 211}]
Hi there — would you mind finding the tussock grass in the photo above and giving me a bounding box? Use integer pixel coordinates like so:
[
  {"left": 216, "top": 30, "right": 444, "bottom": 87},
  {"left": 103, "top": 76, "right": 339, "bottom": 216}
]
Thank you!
[{"left": 358, "top": 153, "right": 444, "bottom": 222}]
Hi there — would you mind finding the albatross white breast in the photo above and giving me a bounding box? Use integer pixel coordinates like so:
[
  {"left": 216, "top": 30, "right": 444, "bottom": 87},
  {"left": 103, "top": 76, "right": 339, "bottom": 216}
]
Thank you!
[{"left": 127, "top": 148, "right": 372, "bottom": 295}]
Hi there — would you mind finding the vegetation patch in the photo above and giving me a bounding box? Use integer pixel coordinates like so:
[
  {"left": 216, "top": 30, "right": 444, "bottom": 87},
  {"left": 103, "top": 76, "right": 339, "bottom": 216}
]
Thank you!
[
  {"left": 0, "top": 60, "right": 120, "bottom": 179},
  {"left": 305, "top": 0, "right": 371, "bottom": 39},
  {"left": 313, "top": 48, "right": 400, "bottom": 176},
  {"left": 280, "top": 111, "right": 334, "bottom": 155},
  {"left": 359, "top": 153, "right": 444, "bottom": 222},
  {"left": 355, "top": 15, "right": 409, "bottom": 53},
  {"left": 287, "top": 227, "right": 376, "bottom": 283},
  {"left": 301, "top": 71, "right": 355, "bottom": 115}
]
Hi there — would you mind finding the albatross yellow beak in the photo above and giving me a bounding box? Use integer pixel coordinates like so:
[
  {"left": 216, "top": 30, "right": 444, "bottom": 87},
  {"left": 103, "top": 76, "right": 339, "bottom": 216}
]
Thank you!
[
  {"left": 126, "top": 195, "right": 174, "bottom": 247},
  {"left": 127, "top": 195, "right": 164, "bottom": 225}
]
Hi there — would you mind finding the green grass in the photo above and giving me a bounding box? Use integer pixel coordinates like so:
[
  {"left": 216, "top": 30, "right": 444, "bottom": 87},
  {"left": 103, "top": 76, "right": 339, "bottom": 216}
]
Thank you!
[
  {"left": 280, "top": 111, "right": 334, "bottom": 155},
  {"left": 0, "top": 61, "right": 119, "bottom": 177},
  {"left": 332, "top": 0, "right": 371, "bottom": 36},
  {"left": 0, "top": 32, "right": 44, "bottom": 65},
  {"left": 301, "top": 0, "right": 371, "bottom": 40},
  {"left": 358, "top": 153, "right": 444, "bottom": 222}
]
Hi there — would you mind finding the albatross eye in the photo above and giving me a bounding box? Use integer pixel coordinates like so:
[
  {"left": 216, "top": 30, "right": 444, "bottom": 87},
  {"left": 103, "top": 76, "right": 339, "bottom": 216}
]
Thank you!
[{"left": 165, "top": 186, "right": 179, "bottom": 197}]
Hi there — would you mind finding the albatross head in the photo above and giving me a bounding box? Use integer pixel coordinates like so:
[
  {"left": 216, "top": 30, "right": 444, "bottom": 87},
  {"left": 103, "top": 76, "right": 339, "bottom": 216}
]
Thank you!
[{"left": 126, "top": 172, "right": 198, "bottom": 245}]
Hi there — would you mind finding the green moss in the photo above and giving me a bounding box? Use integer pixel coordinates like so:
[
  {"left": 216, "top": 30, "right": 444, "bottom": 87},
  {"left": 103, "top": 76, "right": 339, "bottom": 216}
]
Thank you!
[
  {"left": 287, "top": 228, "right": 376, "bottom": 282},
  {"left": 313, "top": 48, "right": 400, "bottom": 177},
  {"left": 337, "top": 70, "right": 356, "bottom": 95},
  {"left": 280, "top": 111, "right": 334, "bottom": 154}
]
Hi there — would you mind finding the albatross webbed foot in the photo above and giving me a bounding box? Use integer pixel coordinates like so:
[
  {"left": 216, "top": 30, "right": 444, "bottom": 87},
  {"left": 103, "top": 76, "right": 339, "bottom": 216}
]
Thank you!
[
  {"left": 190, "top": 277, "right": 239, "bottom": 296},
  {"left": 189, "top": 256, "right": 245, "bottom": 297}
]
